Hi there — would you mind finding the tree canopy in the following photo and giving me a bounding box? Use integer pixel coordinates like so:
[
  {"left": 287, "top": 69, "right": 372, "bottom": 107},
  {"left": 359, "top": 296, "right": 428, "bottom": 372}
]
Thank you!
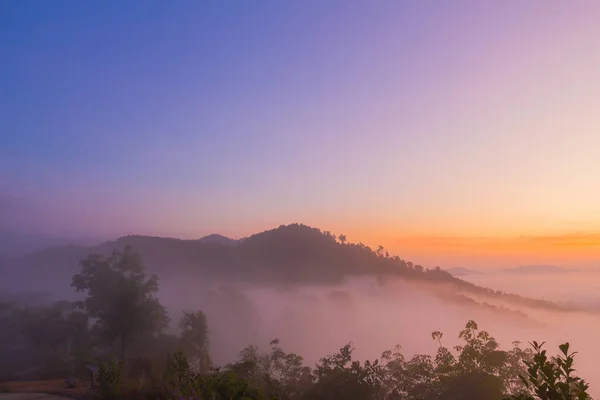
[{"left": 71, "top": 245, "right": 169, "bottom": 361}]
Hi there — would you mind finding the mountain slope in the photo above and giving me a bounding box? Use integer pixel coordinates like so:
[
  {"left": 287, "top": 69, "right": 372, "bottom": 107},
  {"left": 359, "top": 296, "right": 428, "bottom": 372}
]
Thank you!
[{"left": 0, "top": 224, "right": 585, "bottom": 314}]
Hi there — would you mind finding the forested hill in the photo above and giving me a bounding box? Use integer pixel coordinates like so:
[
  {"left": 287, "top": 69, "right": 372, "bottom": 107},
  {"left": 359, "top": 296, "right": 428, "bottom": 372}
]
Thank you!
[{"left": 0, "top": 224, "right": 581, "bottom": 313}]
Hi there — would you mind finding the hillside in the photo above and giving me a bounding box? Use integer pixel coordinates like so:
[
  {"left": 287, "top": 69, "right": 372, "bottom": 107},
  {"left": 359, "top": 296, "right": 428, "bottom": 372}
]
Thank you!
[
  {"left": 0, "top": 224, "right": 585, "bottom": 314},
  {"left": 0, "top": 232, "right": 99, "bottom": 258}
]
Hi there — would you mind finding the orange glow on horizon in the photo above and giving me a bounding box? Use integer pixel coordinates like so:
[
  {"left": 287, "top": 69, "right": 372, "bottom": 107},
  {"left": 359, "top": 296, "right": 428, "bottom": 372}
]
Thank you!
[{"left": 331, "top": 227, "right": 600, "bottom": 269}]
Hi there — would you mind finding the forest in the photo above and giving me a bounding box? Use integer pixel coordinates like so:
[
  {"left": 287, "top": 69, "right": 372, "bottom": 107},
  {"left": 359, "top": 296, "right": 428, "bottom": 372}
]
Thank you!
[
  {"left": 0, "top": 225, "right": 590, "bottom": 317},
  {"left": 0, "top": 242, "right": 593, "bottom": 400}
]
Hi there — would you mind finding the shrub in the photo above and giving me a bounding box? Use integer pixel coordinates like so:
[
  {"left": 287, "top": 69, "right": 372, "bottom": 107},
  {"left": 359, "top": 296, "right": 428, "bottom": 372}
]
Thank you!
[
  {"left": 97, "top": 358, "right": 124, "bottom": 399},
  {"left": 505, "top": 342, "right": 591, "bottom": 400}
]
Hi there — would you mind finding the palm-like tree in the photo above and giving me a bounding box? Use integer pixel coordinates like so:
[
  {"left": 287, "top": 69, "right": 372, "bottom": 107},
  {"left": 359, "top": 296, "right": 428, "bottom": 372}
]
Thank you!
[
  {"left": 179, "top": 310, "right": 211, "bottom": 373},
  {"left": 338, "top": 234, "right": 347, "bottom": 245}
]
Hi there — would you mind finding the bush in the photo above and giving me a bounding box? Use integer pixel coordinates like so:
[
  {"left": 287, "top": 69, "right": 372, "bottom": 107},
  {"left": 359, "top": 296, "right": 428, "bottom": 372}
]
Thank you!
[
  {"left": 505, "top": 342, "right": 591, "bottom": 400},
  {"left": 97, "top": 358, "right": 124, "bottom": 400}
]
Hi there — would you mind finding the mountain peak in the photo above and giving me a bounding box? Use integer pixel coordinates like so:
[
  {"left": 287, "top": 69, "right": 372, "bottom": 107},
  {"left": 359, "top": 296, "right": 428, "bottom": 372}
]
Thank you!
[{"left": 197, "top": 234, "right": 244, "bottom": 246}]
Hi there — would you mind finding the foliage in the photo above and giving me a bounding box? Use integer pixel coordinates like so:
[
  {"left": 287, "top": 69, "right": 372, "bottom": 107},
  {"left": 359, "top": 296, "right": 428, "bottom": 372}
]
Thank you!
[
  {"left": 0, "top": 300, "right": 92, "bottom": 380},
  {"left": 162, "top": 350, "right": 197, "bottom": 398},
  {"left": 198, "top": 369, "right": 266, "bottom": 400},
  {"left": 304, "top": 343, "right": 384, "bottom": 400},
  {"left": 97, "top": 358, "right": 124, "bottom": 400},
  {"left": 1, "top": 244, "right": 595, "bottom": 400},
  {"left": 213, "top": 321, "right": 543, "bottom": 400},
  {"left": 72, "top": 245, "right": 169, "bottom": 361},
  {"left": 268, "top": 339, "right": 313, "bottom": 399},
  {"left": 160, "top": 350, "right": 266, "bottom": 400},
  {"left": 179, "top": 311, "right": 212, "bottom": 374},
  {"left": 506, "top": 341, "right": 591, "bottom": 400}
]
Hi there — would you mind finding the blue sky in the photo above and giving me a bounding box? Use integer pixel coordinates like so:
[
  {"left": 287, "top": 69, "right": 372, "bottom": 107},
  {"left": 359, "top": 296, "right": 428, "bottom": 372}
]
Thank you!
[
  {"left": 2, "top": 1, "right": 600, "bottom": 268},
  {"left": 1, "top": 1, "right": 443, "bottom": 234}
]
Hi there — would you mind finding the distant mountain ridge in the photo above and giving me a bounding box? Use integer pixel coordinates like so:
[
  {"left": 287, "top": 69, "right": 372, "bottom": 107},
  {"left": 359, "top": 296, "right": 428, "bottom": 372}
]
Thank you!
[
  {"left": 0, "top": 232, "right": 101, "bottom": 258},
  {"left": 502, "top": 265, "right": 574, "bottom": 274},
  {"left": 197, "top": 234, "right": 246, "bottom": 246},
  {"left": 110, "top": 233, "right": 244, "bottom": 246},
  {"left": 0, "top": 224, "right": 590, "bottom": 315},
  {"left": 446, "top": 265, "right": 591, "bottom": 277}
]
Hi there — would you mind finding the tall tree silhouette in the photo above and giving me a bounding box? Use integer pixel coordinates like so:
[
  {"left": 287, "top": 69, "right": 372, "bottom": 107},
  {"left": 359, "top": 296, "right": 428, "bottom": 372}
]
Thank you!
[
  {"left": 71, "top": 246, "right": 169, "bottom": 361},
  {"left": 179, "top": 310, "right": 211, "bottom": 373}
]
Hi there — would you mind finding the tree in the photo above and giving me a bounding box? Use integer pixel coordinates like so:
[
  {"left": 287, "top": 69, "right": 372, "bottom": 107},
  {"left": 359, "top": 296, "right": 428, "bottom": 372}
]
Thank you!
[
  {"left": 304, "top": 343, "right": 384, "bottom": 400},
  {"left": 440, "top": 371, "right": 504, "bottom": 400},
  {"left": 179, "top": 310, "right": 212, "bottom": 374},
  {"left": 338, "top": 234, "right": 347, "bottom": 245},
  {"left": 71, "top": 246, "right": 169, "bottom": 362},
  {"left": 5, "top": 301, "right": 92, "bottom": 379},
  {"left": 506, "top": 342, "right": 591, "bottom": 400},
  {"left": 268, "top": 339, "right": 313, "bottom": 399},
  {"left": 0, "top": 300, "right": 90, "bottom": 380},
  {"left": 373, "top": 320, "right": 534, "bottom": 400}
]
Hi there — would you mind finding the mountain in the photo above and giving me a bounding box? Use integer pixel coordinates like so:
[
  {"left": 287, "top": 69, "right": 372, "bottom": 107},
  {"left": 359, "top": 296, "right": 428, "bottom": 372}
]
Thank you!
[
  {"left": 197, "top": 234, "right": 245, "bottom": 246},
  {"left": 502, "top": 265, "right": 570, "bottom": 274},
  {"left": 0, "top": 224, "right": 587, "bottom": 314},
  {"left": 0, "top": 232, "right": 100, "bottom": 258}
]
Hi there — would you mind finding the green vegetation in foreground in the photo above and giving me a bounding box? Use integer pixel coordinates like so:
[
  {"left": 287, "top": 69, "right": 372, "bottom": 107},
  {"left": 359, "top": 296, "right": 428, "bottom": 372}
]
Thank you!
[{"left": 0, "top": 246, "right": 592, "bottom": 399}]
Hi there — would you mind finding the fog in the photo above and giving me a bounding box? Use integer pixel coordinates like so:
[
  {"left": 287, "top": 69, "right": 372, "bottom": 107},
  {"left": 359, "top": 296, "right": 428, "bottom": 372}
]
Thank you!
[
  {"left": 4, "top": 1, "right": 600, "bottom": 398},
  {"left": 158, "top": 272, "right": 600, "bottom": 396},
  {"left": 460, "top": 269, "right": 600, "bottom": 308},
  {"left": 3, "top": 233, "right": 600, "bottom": 397}
]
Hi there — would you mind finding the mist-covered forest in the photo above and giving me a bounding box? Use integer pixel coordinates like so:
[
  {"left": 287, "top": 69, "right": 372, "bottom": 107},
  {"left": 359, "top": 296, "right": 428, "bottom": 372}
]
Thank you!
[
  {"left": 0, "top": 225, "right": 594, "bottom": 399},
  {"left": 5, "top": 0, "right": 600, "bottom": 397},
  {"left": 0, "top": 225, "right": 590, "bottom": 313}
]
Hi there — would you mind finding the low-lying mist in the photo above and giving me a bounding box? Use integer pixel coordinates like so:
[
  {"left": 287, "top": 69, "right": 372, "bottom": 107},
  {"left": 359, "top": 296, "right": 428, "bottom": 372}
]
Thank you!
[
  {"left": 159, "top": 274, "right": 600, "bottom": 396},
  {"left": 3, "top": 225, "right": 599, "bottom": 397},
  {"left": 461, "top": 269, "right": 600, "bottom": 308}
]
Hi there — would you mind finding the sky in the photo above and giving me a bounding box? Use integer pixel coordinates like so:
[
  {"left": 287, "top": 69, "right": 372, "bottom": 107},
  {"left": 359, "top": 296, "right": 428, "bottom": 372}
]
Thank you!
[{"left": 2, "top": 1, "right": 600, "bottom": 268}]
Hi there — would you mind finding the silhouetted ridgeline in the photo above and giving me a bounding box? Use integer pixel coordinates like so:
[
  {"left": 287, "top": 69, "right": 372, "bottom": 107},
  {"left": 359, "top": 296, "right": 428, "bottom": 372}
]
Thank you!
[{"left": 0, "top": 224, "right": 584, "bottom": 313}]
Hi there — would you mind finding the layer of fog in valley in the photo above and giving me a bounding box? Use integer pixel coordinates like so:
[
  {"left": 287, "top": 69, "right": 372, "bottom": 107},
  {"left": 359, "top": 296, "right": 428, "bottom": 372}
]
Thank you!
[
  {"left": 2, "top": 226, "right": 600, "bottom": 398},
  {"left": 454, "top": 267, "right": 600, "bottom": 310},
  {"left": 161, "top": 273, "right": 600, "bottom": 395}
]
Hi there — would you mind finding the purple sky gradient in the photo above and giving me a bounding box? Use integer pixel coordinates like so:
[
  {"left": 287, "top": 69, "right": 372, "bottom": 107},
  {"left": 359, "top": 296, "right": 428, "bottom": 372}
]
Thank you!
[{"left": 2, "top": 1, "right": 600, "bottom": 263}]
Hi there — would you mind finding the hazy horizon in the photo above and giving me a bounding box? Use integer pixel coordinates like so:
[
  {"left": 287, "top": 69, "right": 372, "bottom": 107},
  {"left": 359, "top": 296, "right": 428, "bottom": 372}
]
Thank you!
[
  {"left": 3, "top": 1, "right": 600, "bottom": 270},
  {"left": 3, "top": 2, "right": 600, "bottom": 398},
  {"left": 2, "top": 225, "right": 600, "bottom": 271}
]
